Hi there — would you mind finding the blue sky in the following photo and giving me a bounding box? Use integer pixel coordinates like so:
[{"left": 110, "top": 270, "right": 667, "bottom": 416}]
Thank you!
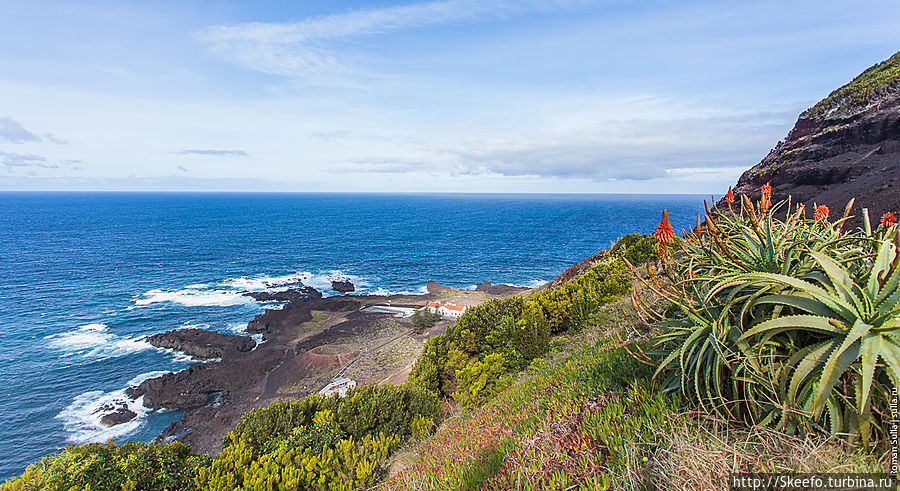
[{"left": 0, "top": 0, "right": 898, "bottom": 192}]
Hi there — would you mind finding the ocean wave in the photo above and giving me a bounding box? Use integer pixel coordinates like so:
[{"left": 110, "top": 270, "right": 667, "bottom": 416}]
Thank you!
[
  {"left": 228, "top": 323, "right": 265, "bottom": 348},
  {"left": 135, "top": 288, "right": 257, "bottom": 307},
  {"left": 78, "top": 323, "right": 108, "bottom": 332},
  {"left": 135, "top": 269, "right": 432, "bottom": 309},
  {"left": 56, "top": 371, "right": 168, "bottom": 444},
  {"left": 46, "top": 326, "right": 153, "bottom": 361},
  {"left": 518, "top": 279, "right": 548, "bottom": 288},
  {"left": 219, "top": 272, "right": 307, "bottom": 292}
]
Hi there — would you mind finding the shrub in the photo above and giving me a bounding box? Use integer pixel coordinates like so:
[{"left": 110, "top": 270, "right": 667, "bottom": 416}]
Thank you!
[
  {"left": 637, "top": 196, "right": 898, "bottom": 447},
  {"left": 408, "top": 259, "right": 631, "bottom": 401},
  {"left": 454, "top": 353, "right": 512, "bottom": 409},
  {"left": 228, "top": 384, "right": 441, "bottom": 452},
  {"left": 410, "top": 308, "right": 441, "bottom": 334},
  {"left": 1, "top": 441, "right": 207, "bottom": 491}
]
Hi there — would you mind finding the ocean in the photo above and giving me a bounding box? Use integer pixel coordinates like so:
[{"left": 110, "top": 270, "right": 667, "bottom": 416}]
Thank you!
[{"left": 0, "top": 192, "right": 705, "bottom": 479}]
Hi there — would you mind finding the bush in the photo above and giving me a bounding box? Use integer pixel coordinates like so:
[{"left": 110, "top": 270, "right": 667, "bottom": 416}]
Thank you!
[
  {"left": 454, "top": 353, "right": 512, "bottom": 409},
  {"left": 408, "top": 259, "right": 631, "bottom": 401},
  {"left": 228, "top": 384, "right": 441, "bottom": 452},
  {"left": 410, "top": 308, "right": 441, "bottom": 334},
  {"left": 1, "top": 441, "right": 207, "bottom": 491}
]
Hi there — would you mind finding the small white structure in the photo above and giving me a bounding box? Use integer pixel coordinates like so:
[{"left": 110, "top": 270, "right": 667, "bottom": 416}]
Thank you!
[
  {"left": 426, "top": 302, "right": 467, "bottom": 318},
  {"left": 319, "top": 376, "right": 357, "bottom": 397}
]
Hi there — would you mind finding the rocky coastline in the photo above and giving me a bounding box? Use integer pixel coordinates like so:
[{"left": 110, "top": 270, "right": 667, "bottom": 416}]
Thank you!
[{"left": 121, "top": 280, "right": 528, "bottom": 455}]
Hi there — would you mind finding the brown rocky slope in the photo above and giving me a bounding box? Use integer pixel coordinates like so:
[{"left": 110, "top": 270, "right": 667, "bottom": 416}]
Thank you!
[{"left": 732, "top": 51, "right": 900, "bottom": 221}]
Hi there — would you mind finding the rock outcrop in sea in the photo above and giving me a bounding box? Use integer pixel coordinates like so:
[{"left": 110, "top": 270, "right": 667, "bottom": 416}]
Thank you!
[{"left": 146, "top": 328, "right": 256, "bottom": 360}]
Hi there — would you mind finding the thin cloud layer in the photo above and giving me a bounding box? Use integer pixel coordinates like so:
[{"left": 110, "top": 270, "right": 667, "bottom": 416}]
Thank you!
[
  {"left": 0, "top": 151, "right": 52, "bottom": 170},
  {"left": 197, "top": 0, "right": 585, "bottom": 79},
  {"left": 0, "top": 117, "right": 41, "bottom": 143},
  {"left": 173, "top": 149, "right": 249, "bottom": 157}
]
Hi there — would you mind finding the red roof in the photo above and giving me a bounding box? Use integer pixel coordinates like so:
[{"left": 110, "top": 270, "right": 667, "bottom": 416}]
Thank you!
[
  {"left": 427, "top": 302, "right": 440, "bottom": 308},
  {"left": 445, "top": 304, "right": 465, "bottom": 311}
]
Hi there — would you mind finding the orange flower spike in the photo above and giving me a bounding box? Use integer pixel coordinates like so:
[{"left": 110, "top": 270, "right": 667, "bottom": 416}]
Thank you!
[
  {"left": 759, "top": 183, "right": 772, "bottom": 214},
  {"left": 881, "top": 212, "right": 897, "bottom": 228},
  {"left": 814, "top": 205, "right": 829, "bottom": 223},
  {"left": 655, "top": 209, "right": 675, "bottom": 244},
  {"left": 724, "top": 186, "right": 734, "bottom": 205}
]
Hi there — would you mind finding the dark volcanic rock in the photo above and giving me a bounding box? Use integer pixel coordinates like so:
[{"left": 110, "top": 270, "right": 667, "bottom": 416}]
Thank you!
[
  {"left": 96, "top": 402, "right": 136, "bottom": 427},
  {"left": 146, "top": 328, "right": 255, "bottom": 360},
  {"left": 730, "top": 52, "right": 900, "bottom": 224},
  {"left": 474, "top": 281, "right": 531, "bottom": 296},
  {"left": 426, "top": 280, "right": 450, "bottom": 294},
  {"left": 331, "top": 279, "right": 355, "bottom": 293},
  {"left": 243, "top": 285, "right": 322, "bottom": 302}
]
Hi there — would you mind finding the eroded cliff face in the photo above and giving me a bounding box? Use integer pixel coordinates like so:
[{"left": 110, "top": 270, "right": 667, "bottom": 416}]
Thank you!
[{"left": 732, "top": 52, "right": 900, "bottom": 222}]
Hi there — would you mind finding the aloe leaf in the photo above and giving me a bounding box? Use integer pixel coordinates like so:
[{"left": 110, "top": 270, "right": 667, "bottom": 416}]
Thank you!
[
  {"left": 868, "top": 239, "right": 894, "bottom": 297},
  {"left": 745, "top": 273, "right": 856, "bottom": 321},
  {"left": 825, "top": 397, "right": 843, "bottom": 435},
  {"left": 813, "top": 333, "right": 864, "bottom": 416},
  {"left": 740, "top": 315, "right": 844, "bottom": 342},
  {"left": 858, "top": 333, "right": 882, "bottom": 413},
  {"left": 787, "top": 341, "right": 835, "bottom": 404},
  {"left": 755, "top": 294, "right": 836, "bottom": 318},
  {"left": 810, "top": 251, "right": 866, "bottom": 314},
  {"left": 879, "top": 338, "right": 900, "bottom": 390}
]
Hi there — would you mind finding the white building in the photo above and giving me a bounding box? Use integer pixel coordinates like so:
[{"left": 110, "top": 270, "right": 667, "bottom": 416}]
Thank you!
[
  {"left": 319, "top": 376, "right": 357, "bottom": 397},
  {"left": 426, "top": 302, "right": 467, "bottom": 318}
]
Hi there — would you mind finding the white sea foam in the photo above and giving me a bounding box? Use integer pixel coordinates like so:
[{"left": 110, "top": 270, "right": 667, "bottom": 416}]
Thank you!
[
  {"left": 57, "top": 371, "right": 169, "bottom": 444},
  {"left": 178, "top": 322, "right": 210, "bottom": 330},
  {"left": 519, "top": 279, "right": 548, "bottom": 288},
  {"left": 228, "top": 323, "right": 265, "bottom": 348},
  {"left": 78, "top": 323, "right": 108, "bottom": 332},
  {"left": 220, "top": 272, "right": 306, "bottom": 292},
  {"left": 46, "top": 327, "right": 153, "bottom": 361},
  {"left": 136, "top": 269, "right": 427, "bottom": 309},
  {"left": 136, "top": 288, "right": 256, "bottom": 307}
]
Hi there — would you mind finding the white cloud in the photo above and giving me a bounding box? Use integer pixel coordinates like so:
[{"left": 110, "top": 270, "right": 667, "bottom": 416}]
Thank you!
[
  {"left": 0, "top": 117, "right": 42, "bottom": 143},
  {"left": 197, "top": 0, "right": 586, "bottom": 80}
]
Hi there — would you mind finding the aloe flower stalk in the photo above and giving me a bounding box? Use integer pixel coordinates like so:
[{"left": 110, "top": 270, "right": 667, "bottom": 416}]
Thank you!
[
  {"left": 655, "top": 209, "right": 675, "bottom": 261},
  {"left": 655, "top": 210, "right": 675, "bottom": 244},
  {"left": 759, "top": 183, "right": 772, "bottom": 214},
  {"left": 880, "top": 212, "right": 897, "bottom": 228},
  {"left": 814, "top": 204, "right": 829, "bottom": 223}
]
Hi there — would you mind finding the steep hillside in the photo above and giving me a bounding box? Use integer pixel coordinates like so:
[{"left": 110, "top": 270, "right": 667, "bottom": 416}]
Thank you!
[{"left": 733, "top": 51, "right": 900, "bottom": 219}]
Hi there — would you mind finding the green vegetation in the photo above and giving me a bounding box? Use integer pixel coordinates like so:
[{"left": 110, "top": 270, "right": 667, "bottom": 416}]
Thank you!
[
  {"left": 407, "top": 257, "right": 631, "bottom": 404},
  {"left": 3, "top": 385, "right": 439, "bottom": 491},
  {"left": 388, "top": 342, "right": 682, "bottom": 489},
  {"left": 6, "top": 206, "right": 890, "bottom": 489},
  {"left": 1, "top": 441, "right": 207, "bottom": 491},
  {"left": 804, "top": 51, "right": 900, "bottom": 119},
  {"left": 410, "top": 307, "right": 441, "bottom": 334},
  {"left": 609, "top": 232, "right": 659, "bottom": 264},
  {"left": 635, "top": 196, "right": 898, "bottom": 449}
]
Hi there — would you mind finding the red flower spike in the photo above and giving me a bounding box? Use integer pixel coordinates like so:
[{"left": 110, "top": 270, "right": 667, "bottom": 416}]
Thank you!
[
  {"left": 881, "top": 212, "right": 897, "bottom": 228},
  {"left": 724, "top": 186, "right": 734, "bottom": 204},
  {"left": 655, "top": 209, "right": 675, "bottom": 244},
  {"left": 814, "top": 205, "right": 829, "bottom": 223},
  {"left": 759, "top": 183, "right": 772, "bottom": 214}
]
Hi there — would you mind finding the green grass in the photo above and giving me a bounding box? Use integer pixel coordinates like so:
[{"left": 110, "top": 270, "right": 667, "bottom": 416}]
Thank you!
[{"left": 804, "top": 51, "right": 900, "bottom": 119}]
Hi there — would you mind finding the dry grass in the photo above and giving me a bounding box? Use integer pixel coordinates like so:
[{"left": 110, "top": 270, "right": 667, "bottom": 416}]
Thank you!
[{"left": 647, "top": 415, "right": 886, "bottom": 490}]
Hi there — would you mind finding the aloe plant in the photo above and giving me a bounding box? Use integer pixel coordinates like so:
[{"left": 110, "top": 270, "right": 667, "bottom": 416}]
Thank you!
[
  {"left": 640, "top": 192, "right": 896, "bottom": 446},
  {"left": 737, "top": 236, "right": 900, "bottom": 442}
]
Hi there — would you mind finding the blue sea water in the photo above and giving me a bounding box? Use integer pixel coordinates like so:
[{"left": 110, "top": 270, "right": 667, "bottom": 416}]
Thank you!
[{"left": 0, "top": 192, "right": 706, "bottom": 479}]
